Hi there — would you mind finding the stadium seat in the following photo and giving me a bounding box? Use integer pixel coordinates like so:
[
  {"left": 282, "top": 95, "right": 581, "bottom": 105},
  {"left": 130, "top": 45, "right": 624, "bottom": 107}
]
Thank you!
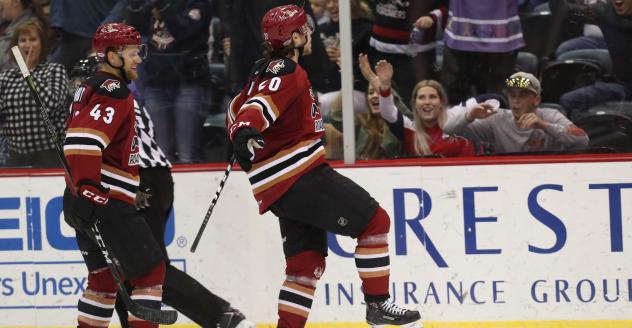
[
  {"left": 540, "top": 59, "right": 603, "bottom": 103},
  {"left": 516, "top": 51, "right": 539, "bottom": 76},
  {"left": 573, "top": 102, "right": 632, "bottom": 152},
  {"left": 532, "top": 2, "right": 550, "bottom": 12},
  {"left": 521, "top": 10, "right": 560, "bottom": 58},
  {"left": 556, "top": 49, "right": 612, "bottom": 75},
  {"left": 208, "top": 63, "right": 229, "bottom": 115},
  {"left": 201, "top": 113, "right": 231, "bottom": 163}
]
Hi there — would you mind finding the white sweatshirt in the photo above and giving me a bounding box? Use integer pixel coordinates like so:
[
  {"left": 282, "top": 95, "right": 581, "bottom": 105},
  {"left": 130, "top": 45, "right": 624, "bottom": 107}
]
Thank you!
[{"left": 444, "top": 98, "right": 589, "bottom": 153}]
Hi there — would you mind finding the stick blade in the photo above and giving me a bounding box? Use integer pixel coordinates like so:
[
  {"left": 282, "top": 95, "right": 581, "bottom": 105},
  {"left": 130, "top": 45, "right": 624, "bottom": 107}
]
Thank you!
[
  {"left": 124, "top": 294, "right": 178, "bottom": 324},
  {"left": 10, "top": 46, "right": 30, "bottom": 78}
]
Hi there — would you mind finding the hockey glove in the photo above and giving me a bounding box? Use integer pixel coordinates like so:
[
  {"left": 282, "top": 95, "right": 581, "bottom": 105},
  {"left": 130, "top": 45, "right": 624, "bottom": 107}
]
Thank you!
[
  {"left": 70, "top": 180, "right": 110, "bottom": 230},
  {"left": 232, "top": 127, "right": 265, "bottom": 172}
]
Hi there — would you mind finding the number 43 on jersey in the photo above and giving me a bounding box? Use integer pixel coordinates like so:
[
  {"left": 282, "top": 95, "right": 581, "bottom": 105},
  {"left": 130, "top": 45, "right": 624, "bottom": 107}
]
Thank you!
[{"left": 90, "top": 104, "right": 115, "bottom": 124}]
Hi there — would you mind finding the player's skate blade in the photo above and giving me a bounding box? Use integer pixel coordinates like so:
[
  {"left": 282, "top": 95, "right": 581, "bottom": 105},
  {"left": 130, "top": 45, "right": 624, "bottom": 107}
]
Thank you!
[
  {"left": 218, "top": 307, "right": 255, "bottom": 328},
  {"left": 366, "top": 300, "right": 421, "bottom": 327},
  {"left": 369, "top": 322, "right": 423, "bottom": 328}
]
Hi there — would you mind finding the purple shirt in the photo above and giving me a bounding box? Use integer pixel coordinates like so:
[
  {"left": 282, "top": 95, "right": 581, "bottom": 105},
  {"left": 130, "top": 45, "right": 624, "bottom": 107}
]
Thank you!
[{"left": 444, "top": 0, "right": 525, "bottom": 53}]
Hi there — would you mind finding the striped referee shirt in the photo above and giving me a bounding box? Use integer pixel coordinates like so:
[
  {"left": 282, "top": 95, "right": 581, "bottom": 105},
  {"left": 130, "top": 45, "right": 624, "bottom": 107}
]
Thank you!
[
  {"left": 133, "top": 100, "right": 172, "bottom": 169},
  {"left": 0, "top": 63, "right": 68, "bottom": 154}
]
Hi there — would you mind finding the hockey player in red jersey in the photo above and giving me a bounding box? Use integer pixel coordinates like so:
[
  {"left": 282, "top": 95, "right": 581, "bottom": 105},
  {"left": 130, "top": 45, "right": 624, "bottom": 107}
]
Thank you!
[
  {"left": 227, "top": 5, "right": 422, "bottom": 328},
  {"left": 62, "top": 23, "right": 166, "bottom": 328}
]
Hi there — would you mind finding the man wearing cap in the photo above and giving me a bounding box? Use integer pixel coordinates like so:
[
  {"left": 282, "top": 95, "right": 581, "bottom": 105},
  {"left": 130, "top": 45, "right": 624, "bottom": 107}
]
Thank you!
[{"left": 444, "top": 72, "right": 589, "bottom": 153}]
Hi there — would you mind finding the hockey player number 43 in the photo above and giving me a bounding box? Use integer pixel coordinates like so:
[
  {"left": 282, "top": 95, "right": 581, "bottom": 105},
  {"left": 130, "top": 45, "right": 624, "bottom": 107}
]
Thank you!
[{"left": 90, "top": 104, "right": 115, "bottom": 124}]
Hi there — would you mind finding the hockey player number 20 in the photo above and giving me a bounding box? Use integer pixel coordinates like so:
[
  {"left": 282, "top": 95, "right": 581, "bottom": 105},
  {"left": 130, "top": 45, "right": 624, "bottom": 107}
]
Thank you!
[
  {"left": 90, "top": 104, "right": 116, "bottom": 124},
  {"left": 258, "top": 77, "right": 281, "bottom": 92}
]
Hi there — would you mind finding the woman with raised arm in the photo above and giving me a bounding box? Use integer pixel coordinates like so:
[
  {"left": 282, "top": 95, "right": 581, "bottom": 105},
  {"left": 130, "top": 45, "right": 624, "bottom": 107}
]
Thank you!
[
  {"left": 372, "top": 58, "right": 476, "bottom": 157},
  {"left": 326, "top": 54, "right": 412, "bottom": 160}
]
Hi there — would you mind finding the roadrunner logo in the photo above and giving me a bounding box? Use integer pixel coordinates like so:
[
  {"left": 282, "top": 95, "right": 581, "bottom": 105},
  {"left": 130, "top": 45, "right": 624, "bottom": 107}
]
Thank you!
[
  {"left": 101, "top": 79, "right": 121, "bottom": 92},
  {"left": 266, "top": 59, "right": 285, "bottom": 74}
]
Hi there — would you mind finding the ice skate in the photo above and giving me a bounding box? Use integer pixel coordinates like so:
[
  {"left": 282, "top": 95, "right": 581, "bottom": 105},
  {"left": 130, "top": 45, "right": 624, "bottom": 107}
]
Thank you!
[
  {"left": 217, "top": 307, "right": 255, "bottom": 328},
  {"left": 366, "top": 299, "right": 422, "bottom": 327}
]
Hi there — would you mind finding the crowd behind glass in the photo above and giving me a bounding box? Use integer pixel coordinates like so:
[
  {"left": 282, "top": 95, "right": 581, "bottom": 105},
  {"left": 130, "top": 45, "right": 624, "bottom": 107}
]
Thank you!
[{"left": 0, "top": 0, "right": 631, "bottom": 169}]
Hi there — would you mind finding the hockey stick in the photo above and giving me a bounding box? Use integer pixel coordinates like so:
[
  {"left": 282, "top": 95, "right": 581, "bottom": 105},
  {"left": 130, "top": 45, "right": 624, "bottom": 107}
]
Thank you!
[
  {"left": 190, "top": 155, "right": 237, "bottom": 252},
  {"left": 11, "top": 46, "right": 177, "bottom": 325}
]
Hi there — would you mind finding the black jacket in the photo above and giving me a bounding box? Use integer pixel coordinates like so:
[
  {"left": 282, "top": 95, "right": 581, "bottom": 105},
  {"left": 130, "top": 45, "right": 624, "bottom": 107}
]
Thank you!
[
  {"left": 128, "top": 0, "right": 212, "bottom": 85},
  {"left": 218, "top": 0, "right": 341, "bottom": 94}
]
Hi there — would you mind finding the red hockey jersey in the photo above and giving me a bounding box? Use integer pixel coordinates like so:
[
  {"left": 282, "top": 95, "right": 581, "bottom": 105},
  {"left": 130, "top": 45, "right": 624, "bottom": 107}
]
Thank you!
[
  {"left": 227, "top": 58, "right": 325, "bottom": 213},
  {"left": 402, "top": 125, "right": 475, "bottom": 157},
  {"left": 64, "top": 72, "right": 140, "bottom": 205}
]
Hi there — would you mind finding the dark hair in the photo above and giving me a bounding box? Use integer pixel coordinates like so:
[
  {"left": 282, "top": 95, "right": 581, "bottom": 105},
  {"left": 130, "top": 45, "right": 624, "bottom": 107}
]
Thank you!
[
  {"left": 261, "top": 41, "right": 295, "bottom": 59},
  {"left": 10, "top": 18, "right": 49, "bottom": 65}
]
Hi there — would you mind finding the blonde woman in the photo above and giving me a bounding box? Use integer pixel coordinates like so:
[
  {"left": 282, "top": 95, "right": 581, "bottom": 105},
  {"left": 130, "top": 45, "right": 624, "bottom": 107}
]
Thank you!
[{"left": 374, "top": 59, "right": 475, "bottom": 157}]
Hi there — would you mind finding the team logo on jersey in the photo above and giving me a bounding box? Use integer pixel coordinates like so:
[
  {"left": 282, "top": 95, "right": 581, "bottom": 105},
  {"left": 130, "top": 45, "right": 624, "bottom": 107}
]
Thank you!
[
  {"left": 314, "top": 118, "right": 324, "bottom": 133},
  {"left": 131, "top": 122, "right": 140, "bottom": 150},
  {"left": 128, "top": 152, "right": 140, "bottom": 166},
  {"left": 101, "top": 79, "right": 121, "bottom": 92},
  {"left": 130, "top": 135, "right": 139, "bottom": 152},
  {"left": 266, "top": 59, "right": 285, "bottom": 74}
]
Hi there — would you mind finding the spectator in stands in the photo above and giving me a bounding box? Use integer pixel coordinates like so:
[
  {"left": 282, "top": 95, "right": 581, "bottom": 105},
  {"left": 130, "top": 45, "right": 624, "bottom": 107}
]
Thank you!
[
  {"left": 219, "top": 0, "right": 340, "bottom": 104},
  {"left": 0, "top": 19, "right": 67, "bottom": 167},
  {"left": 48, "top": 0, "right": 127, "bottom": 74},
  {"left": 368, "top": 0, "right": 447, "bottom": 101},
  {"left": 374, "top": 58, "right": 475, "bottom": 157},
  {"left": 441, "top": 0, "right": 524, "bottom": 105},
  {"left": 128, "top": 0, "right": 212, "bottom": 163},
  {"left": 37, "top": 0, "right": 50, "bottom": 17},
  {"left": 554, "top": 0, "right": 608, "bottom": 57},
  {"left": 326, "top": 53, "right": 410, "bottom": 160},
  {"left": 311, "top": 0, "right": 330, "bottom": 26},
  {"left": 444, "top": 72, "right": 589, "bottom": 153},
  {"left": 317, "top": 0, "right": 374, "bottom": 116},
  {"left": 219, "top": 0, "right": 284, "bottom": 94},
  {"left": 518, "top": 0, "right": 548, "bottom": 13},
  {"left": 0, "top": 0, "right": 44, "bottom": 72},
  {"left": 551, "top": 0, "right": 632, "bottom": 114}
]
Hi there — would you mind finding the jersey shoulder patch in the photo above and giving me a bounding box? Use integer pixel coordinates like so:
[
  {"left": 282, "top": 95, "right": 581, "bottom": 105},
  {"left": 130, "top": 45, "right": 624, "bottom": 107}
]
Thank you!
[
  {"left": 86, "top": 73, "right": 130, "bottom": 99},
  {"left": 262, "top": 58, "right": 296, "bottom": 78}
]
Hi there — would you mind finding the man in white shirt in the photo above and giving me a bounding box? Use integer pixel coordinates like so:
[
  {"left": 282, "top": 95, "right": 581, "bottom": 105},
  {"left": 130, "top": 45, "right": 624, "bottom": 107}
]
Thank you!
[{"left": 444, "top": 72, "right": 589, "bottom": 153}]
